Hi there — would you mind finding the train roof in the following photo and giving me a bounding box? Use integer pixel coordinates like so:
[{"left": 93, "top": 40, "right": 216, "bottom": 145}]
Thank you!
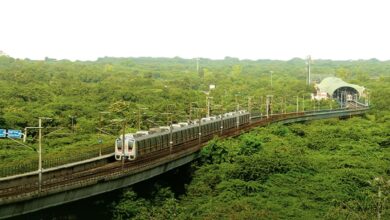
[{"left": 129, "top": 111, "right": 250, "bottom": 141}]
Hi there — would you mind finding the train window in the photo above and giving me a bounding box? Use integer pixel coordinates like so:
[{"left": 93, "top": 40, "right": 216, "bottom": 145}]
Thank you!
[
  {"left": 177, "top": 131, "right": 181, "bottom": 142},
  {"left": 146, "top": 139, "right": 150, "bottom": 153},
  {"left": 153, "top": 137, "right": 157, "bottom": 148},
  {"left": 148, "top": 139, "right": 152, "bottom": 152},
  {"left": 165, "top": 135, "right": 169, "bottom": 147},
  {"left": 127, "top": 140, "right": 133, "bottom": 150},
  {"left": 175, "top": 132, "right": 178, "bottom": 142},
  {"left": 154, "top": 137, "right": 159, "bottom": 150},
  {"left": 138, "top": 140, "right": 143, "bottom": 149},
  {"left": 153, "top": 137, "right": 158, "bottom": 149},
  {"left": 116, "top": 139, "right": 123, "bottom": 150},
  {"left": 150, "top": 138, "right": 154, "bottom": 149},
  {"left": 157, "top": 136, "right": 162, "bottom": 149},
  {"left": 138, "top": 140, "right": 143, "bottom": 154}
]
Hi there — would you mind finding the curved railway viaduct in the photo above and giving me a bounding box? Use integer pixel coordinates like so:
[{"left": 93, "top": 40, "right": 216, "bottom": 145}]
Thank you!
[{"left": 0, "top": 105, "right": 369, "bottom": 218}]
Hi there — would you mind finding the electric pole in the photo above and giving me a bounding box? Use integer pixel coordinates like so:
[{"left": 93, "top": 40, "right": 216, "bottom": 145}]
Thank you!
[
  {"left": 266, "top": 95, "right": 273, "bottom": 118},
  {"left": 122, "top": 120, "right": 126, "bottom": 169},
  {"left": 38, "top": 117, "right": 52, "bottom": 193},
  {"left": 38, "top": 118, "right": 42, "bottom": 192},
  {"left": 196, "top": 57, "right": 200, "bottom": 77},
  {"left": 137, "top": 107, "right": 148, "bottom": 130},
  {"left": 99, "top": 112, "right": 110, "bottom": 156},
  {"left": 306, "top": 55, "right": 311, "bottom": 85}
]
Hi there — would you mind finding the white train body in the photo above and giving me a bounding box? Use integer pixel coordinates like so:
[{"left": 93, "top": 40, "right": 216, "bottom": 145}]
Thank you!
[
  {"left": 115, "top": 133, "right": 137, "bottom": 161},
  {"left": 114, "top": 111, "right": 251, "bottom": 161}
]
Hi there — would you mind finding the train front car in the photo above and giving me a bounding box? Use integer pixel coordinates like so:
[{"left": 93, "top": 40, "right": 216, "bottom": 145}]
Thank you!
[
  {"left": 115, "top": 137, "right": 124, "bottom": 160},
  {"left": 114, "top": 134, "right": 137, "bottom": 161}
]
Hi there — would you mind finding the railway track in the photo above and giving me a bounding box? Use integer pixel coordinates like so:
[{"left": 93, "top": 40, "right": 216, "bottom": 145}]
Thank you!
[{"left": 0, "top": 108, "right": 368, "bottom": 203}]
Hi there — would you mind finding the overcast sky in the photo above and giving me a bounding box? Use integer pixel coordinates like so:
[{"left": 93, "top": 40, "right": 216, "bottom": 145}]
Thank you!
[{"left": 0, "top": 0, "right": 389, "bottom": 61}]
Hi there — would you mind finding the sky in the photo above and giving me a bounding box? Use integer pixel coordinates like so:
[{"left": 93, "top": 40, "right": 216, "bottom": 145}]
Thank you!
[{"left": 0, "top": 0, "right": 389, "bottom": 61}]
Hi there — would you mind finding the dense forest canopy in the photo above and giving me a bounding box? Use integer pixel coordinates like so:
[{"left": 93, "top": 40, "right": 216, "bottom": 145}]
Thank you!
[
  {"left": 0, "top": 55, "right": 389, "bottom": 218},
  {"left": 0, "top": 56, "right": 388, "bottom": 131},
  {"left": 0, "top": 56, "right": 389, "bottom": 168}
]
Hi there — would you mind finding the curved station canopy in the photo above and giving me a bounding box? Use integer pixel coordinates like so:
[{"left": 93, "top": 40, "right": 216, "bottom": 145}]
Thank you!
[{"left": 314, "top": 77, "right": 365, "bottom": 99}]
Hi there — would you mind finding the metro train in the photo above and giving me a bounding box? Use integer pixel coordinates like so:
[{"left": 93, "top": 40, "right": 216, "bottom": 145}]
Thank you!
[{"left": 114, "top": 110, "right": 250, "bottom": 161}]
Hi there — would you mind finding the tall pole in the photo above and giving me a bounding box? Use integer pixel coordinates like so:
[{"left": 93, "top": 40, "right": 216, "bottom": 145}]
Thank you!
[
  {"left": 169, "top": 123, "right": 173, "bottom": 154},
  {"left": 248, "top": 97, "right": 252, "bottom": 118},
  {"left": 99, "top": 114, "right": 103, "bottom": 156},
  {"left": 38, "top": 118, "right": 42, "bottom": 193},
  {"left": 296, "top": 96, "right": 299, "bottom": 113},
  {"left": 306, "top": 55, "right": 311, "bottom": 85},
  {"left": 198, "top": 109, "right": 202, "bottom": 147},
  {"left": 235, "top": 95, "right": 239, "bottom": 111},
  {"left": 266, "top": 97, "right": 269, "bottom": 118},
  {"left": 196, "top": 57, "right": 199, "bottom": 76},
  {"left": 189, "top": 103, "right": 192, "bottom": 121},
  {"left": 234, "top": 95, "right": 239, "bottom": 129},
  {"left": 138, "top": 109, "right": 141, "bottom": 130},
  {"left": 207, "top": 95, "right": 210, "bottom": 117},
  {"left": 302, "top": 95, "right": 305, "bottom": 112},
  {"left": 266, "top": 95, "right": 272, "bottom": 118},
  {"left": 122, "top": 120, "right": 126, "bottom": 169},
  {"left": 260, "top": 96, "right": 263, "bottom": 118},
  {"left": 98, "top": 112, "right": 110, "bottom": 156}
]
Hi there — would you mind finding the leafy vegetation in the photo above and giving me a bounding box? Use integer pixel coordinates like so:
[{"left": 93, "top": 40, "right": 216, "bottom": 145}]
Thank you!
[
  {"left": 0, "top": 55, "right": 389, "bottom": 218},
  {"left": 112, "top": 118, "right": 389, "bottom": 219},
  {"left": 0, "top": 56, "right": 388, "bottom": 169}
]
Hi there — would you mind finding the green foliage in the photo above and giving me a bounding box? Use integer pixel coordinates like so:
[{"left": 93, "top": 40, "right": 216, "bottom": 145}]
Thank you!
[
  {"left": 113, "top": 117, "right": 390, "bottom": 219},
  {"left": 0, "top": 57, "right": 388, "bottom": 165},
  {"left": 201, "top": 139, "right": 230, "bottom": 164},
  {"left": 112, "top": 187, "right": 179, "bottom": 220},
  {"left": 238, "top": 134, "right": 263, "bottom": 155},
  {"left": 0, "top": 56, "right": 389, "bottom": 217}
]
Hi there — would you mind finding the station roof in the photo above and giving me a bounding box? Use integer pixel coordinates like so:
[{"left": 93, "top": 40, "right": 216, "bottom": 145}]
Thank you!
[{"left": 316, "top": 77, "right": 365, "bottom": 96}]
